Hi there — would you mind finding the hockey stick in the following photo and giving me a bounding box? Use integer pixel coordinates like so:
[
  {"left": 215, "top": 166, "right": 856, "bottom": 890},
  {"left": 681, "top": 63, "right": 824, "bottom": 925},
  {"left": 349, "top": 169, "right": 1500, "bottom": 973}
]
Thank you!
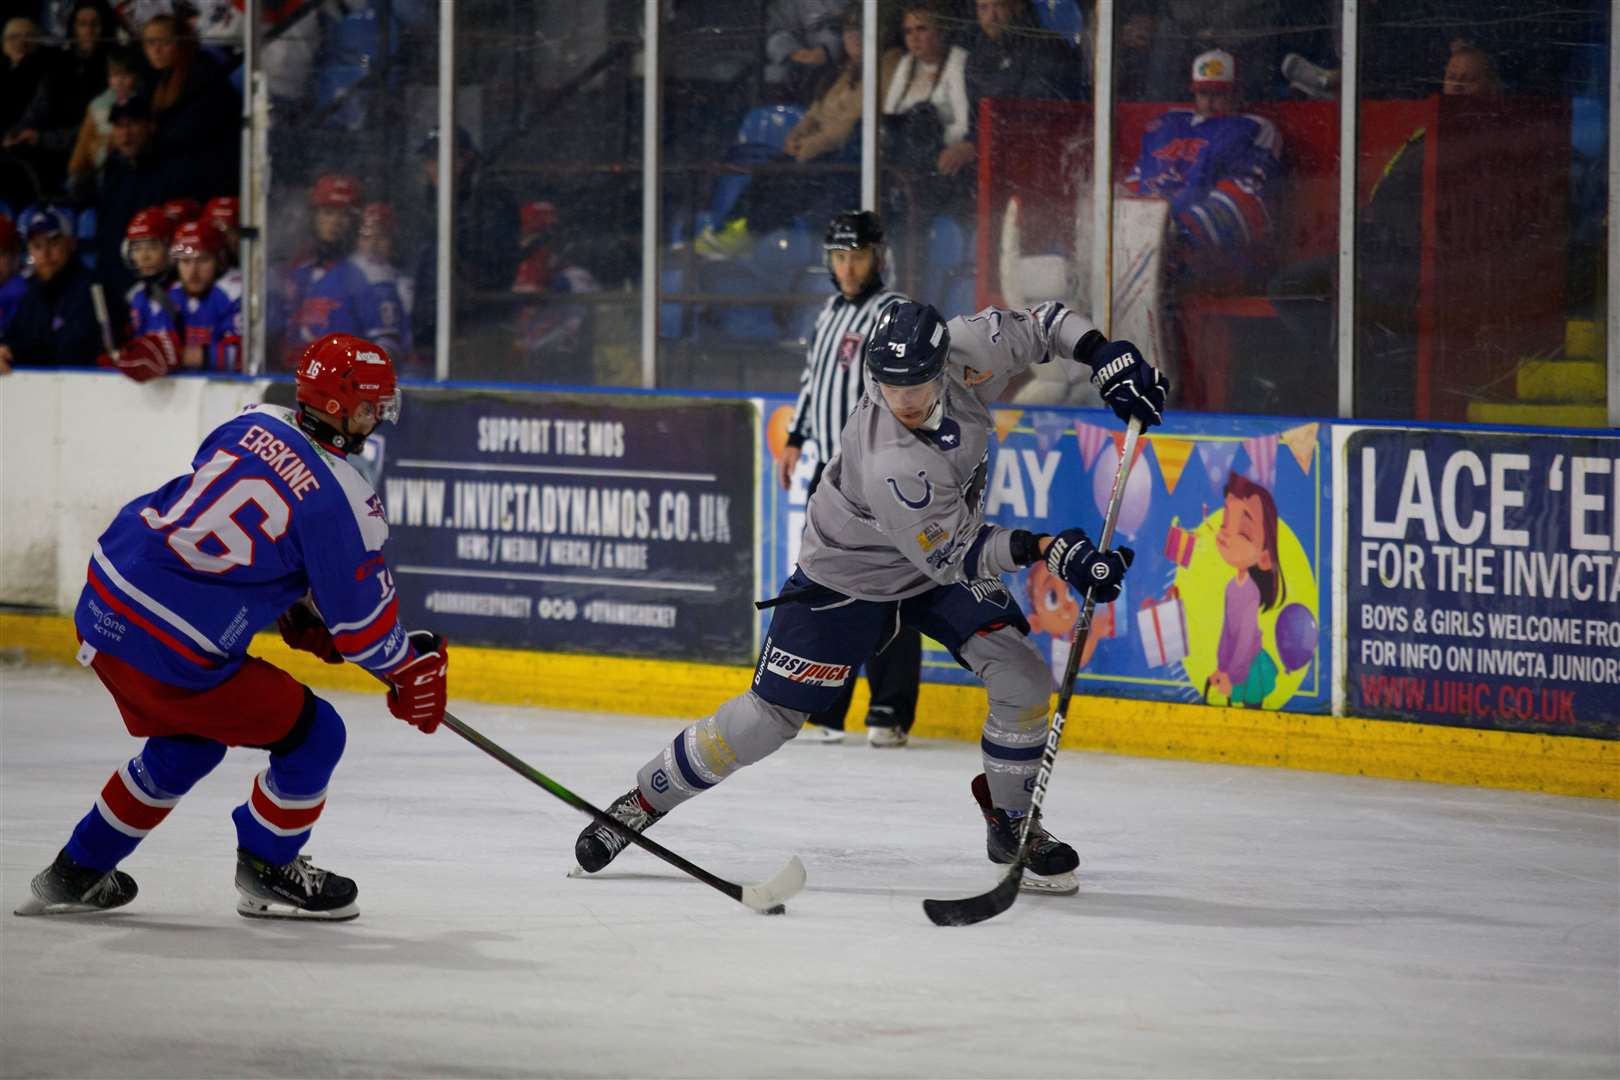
[
  {"left": 90, "top": 283, "right": 118, "bottom": 358},
  {"left": 924, "top": 415, "right": 1144, "bottom": 927},
  {"left": 439, "top": 708, "right": 805, "bottom": 914}
]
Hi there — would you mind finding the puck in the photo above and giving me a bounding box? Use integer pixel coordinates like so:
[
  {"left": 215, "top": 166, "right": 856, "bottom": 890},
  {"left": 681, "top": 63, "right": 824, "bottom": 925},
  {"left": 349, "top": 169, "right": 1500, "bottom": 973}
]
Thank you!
[{"left": 764, "top": 904, "right": 786, "bottom": 916}]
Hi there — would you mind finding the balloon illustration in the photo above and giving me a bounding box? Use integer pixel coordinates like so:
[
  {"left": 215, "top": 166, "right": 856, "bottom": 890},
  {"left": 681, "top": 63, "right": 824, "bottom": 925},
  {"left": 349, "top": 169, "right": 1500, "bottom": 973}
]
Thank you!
[
  {"left": 766, "top": 405, "right": 794, "bottom": 461},
  {"left": 1275, "top": 603, "right": 1318, "bottom": 672},
  {"left": 1092, "top": 443, "right": 1152, "bottom": 540}
]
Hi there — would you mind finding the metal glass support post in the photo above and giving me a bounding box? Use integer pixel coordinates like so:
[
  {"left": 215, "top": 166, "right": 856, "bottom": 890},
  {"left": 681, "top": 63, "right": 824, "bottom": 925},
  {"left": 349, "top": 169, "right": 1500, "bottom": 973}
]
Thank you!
[
  {"left": 434, "top": 0, "right": 454, "bottom": 381},
  {"left": 641, "top": 0, "right": 660, "bottom": 389},
  {"left": 240, "top": 0, "right": 265, "bottom": 374},
  {"left": 1091, "top": 0, "right": 1112, "bottom": 332},
  {"left": 1337, "top": 0, "right": 1359, "bottom": 418},
  {"left": 861, "top": 0, "right": 877, "bottom": 212}
]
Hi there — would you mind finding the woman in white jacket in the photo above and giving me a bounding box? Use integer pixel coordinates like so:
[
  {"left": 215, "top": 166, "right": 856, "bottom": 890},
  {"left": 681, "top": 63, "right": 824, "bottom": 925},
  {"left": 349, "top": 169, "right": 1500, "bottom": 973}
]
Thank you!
[{"left": 882, "top": 2, "right": 974, "bottom": 180}]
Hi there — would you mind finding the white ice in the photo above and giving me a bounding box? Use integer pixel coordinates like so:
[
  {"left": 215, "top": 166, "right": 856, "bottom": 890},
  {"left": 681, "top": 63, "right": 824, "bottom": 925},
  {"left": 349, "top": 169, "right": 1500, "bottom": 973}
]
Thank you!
[{"left": 2, "top": 664, "right": 1616, "bottom": 1079}]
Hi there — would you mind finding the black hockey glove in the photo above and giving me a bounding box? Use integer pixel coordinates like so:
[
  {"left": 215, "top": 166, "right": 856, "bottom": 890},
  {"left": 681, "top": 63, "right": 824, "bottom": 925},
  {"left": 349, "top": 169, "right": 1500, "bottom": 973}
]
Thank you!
[
  {"left": 1045, "top": 529, "right": 1134, "bottom": 604},
  {"left": 1083, "top": 339, "right": 1168, "bottom": 429}
]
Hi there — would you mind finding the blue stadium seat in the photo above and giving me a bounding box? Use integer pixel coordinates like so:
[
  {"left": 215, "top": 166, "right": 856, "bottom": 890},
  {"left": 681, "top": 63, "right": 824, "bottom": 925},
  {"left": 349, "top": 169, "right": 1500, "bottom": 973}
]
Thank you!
[
  {"left": 939, "top": 271, "right": 979, "bottom": 321},
  {"left": 660, "top": 265, "right": 689, "bottom": 339},
  {"left": 697, "top": 261, "right": 778, "bottom": 341},
  {"left": 921, "top": 215, "right": 972, "bottom": 303},
  {"left": 752, "top": 221, "right": 815, "bottom": 286},
  {"left": 76, "top": 206, "right": 97, "bottom": 269},
  {"left": 735, "top": 105, "right": 806, "bottom": 154}
]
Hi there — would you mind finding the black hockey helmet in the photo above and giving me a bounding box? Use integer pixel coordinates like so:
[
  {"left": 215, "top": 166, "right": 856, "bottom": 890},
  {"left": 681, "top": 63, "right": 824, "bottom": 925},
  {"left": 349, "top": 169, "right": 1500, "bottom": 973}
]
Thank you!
[
  {"left": 865, "top": 300, "right": 950, "bottom": 386},
  {"left": 824, "top": 210, "right": 883, "bottom": 251}
]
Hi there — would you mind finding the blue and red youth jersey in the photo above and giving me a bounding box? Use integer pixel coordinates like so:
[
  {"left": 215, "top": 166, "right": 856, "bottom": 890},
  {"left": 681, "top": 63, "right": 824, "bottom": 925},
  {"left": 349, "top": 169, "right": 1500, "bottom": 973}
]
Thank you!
[
  {"left": 283, "top": 257, "right": 380, "bottom": 361},
  {"left": 126, "top": 276, "right": 179, "bottom": 339},
  {"left": 75, "top": 404, "right": 417, "bottom": 691},
  {"left": 171, "top": 271, "right": 243, "bottom": 371},
  {"left": 1125, "top": 109, "right": 1282, "bottom": 250}
]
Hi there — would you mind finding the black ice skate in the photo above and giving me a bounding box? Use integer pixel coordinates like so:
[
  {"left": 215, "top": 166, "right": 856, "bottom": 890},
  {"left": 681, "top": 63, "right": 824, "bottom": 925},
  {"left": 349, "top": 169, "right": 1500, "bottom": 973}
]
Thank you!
[
  {"left": 574, "top": 788, "right": 665, "bottom": 874},
  {"left": 235, "top": 848, "right": 358, "bottom": 921},
  {"left": 971, "top": 774, "right": 1079, "bottom": 895},
  {"left": 13, "top": 848, "right": 138, "bottom": 916}
]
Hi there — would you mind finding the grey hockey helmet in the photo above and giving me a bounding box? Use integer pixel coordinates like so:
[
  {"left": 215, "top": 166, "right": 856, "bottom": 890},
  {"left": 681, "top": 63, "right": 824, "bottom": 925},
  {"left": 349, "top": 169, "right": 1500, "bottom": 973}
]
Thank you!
[{"left": 865, "top": 300, "right": 950, "bottom": 386}]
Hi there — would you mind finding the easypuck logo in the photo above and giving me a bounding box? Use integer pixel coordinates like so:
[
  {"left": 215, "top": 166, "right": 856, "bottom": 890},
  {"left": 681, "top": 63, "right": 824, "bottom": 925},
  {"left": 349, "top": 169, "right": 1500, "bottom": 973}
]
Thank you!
[{"left": 764, "top": 647, "right": 852, "bottom": 687}]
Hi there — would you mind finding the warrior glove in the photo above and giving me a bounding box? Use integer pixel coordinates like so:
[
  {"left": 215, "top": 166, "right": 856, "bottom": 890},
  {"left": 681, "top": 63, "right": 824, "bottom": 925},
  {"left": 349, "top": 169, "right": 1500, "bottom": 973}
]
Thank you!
[{"left": 1046, "top": 529, "right": 1134, "bottom": 604}]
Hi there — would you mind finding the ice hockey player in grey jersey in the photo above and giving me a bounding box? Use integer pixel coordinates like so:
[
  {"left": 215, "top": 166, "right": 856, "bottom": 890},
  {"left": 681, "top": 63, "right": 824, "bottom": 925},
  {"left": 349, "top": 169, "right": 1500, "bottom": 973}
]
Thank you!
[{"left": 576, "top": 299, "right": 1168, "bottom": 894}]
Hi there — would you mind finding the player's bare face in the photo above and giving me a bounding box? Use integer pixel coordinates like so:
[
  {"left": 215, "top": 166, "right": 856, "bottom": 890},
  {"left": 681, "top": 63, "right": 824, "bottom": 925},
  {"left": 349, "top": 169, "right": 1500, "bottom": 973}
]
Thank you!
[
  {"left": 878, "top": 379, "right": 940, "bottom": 429},
  {"left": 176, "top": 254, "right": 218, "bottom": 297},
  {"left": 313, "top": 208, "right": 350, "bottom": 244},
  {"left": 830, "top": 247, "right": 877, "bottom": 299},
  {"left": 129, "top": 238, "right": 166, "bottom": 276},
  {"left": 1194, "top": 90, "right": 1235, "bottom": 117}
]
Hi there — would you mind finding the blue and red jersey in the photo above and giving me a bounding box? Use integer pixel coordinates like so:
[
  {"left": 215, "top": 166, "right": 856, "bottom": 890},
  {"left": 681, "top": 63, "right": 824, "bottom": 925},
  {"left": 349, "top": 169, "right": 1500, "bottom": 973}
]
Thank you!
[
  {"left": 126, "top": 276, "right": 179, "bottom": 339},
  {"left": 0, "top": 271, "right": 26, "bottom": 335},
  {"left": 74, "top": 404, "right": 417, "bottom": 691},
  {"left": 172, "top": 271, "right": 243, "bottom": 371},
  {"left": 283, "top": 256, "right": 386, "bottom": 363},
  {"left": 1125, "top": 109, "right": 1282, "bottom": 250}
]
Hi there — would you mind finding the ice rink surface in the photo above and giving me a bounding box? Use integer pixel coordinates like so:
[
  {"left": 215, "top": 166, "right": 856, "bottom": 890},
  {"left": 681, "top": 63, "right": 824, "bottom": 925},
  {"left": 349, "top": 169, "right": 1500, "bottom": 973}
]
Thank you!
[{"left": 2, "top": 665, "right": 1616, "bottom": 1079}]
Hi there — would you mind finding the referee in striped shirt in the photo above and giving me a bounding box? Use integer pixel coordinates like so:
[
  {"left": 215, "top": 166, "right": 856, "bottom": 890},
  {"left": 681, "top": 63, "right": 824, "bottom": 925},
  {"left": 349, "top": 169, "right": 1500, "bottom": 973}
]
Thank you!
[{"left": 778, "top": 210, "right": 921, "bottom": 747}]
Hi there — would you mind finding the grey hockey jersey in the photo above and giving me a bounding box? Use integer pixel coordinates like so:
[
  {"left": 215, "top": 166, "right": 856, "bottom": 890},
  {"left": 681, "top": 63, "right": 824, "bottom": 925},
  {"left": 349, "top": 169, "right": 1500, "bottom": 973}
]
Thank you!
[{"left": 797, "top": 302, "right": 1098, "bottom": 601}]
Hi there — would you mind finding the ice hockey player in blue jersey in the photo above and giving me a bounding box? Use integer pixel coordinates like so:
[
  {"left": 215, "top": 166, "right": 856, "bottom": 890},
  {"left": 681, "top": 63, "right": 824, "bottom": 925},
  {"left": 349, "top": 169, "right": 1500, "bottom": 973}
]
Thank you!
[
  {"left": 169, "top": 220, "right": 242, "bottom": 371},
  {"left": 122, "top": 206, "right": 179, "bottom": 340},
  {"left": 1124, "top": 49, "right": 1282, "bottom": 262},
  {"left": 15, "top": 333, "right": 451, "bottom": 921},
  {"left": 350, "top": 201, "right": 412, "bottom": 362},
  {"left": 281, "top": 174, "right": 391, "bottom": 367}
]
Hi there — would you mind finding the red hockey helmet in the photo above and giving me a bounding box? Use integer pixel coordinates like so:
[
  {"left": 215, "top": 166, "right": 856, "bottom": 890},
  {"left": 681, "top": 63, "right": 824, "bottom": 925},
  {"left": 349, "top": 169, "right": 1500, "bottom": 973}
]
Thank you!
[
  {"left": 203, "top": 195, "right": 239, "bottom": 231},
  {"left": 309, "top": 174, "right": 362, "bottom": 210},
  {"left": 162, "top": 197, "right": 202, "bottom": 225},
  {"left": 358, "top": 201, "right": 396, "bottom": 237},
  {"left": 520, "top": 200, "right": 558, "bottom": 239},
  {"left": 295, "top": 333, "right": 401, "bottom": 426},
  {"left": 122, "top": 206, "right": 174, "bottom": 266},
  {"left": 170, "top": 219, "right": 224, "bottom": 262}
]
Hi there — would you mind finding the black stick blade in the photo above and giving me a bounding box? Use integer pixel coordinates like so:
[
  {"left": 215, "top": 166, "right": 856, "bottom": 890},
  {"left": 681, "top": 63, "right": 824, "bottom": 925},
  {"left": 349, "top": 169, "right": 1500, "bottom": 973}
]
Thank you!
[{"left": 922, "top": 864, "right": 1024, "bottom": 926}]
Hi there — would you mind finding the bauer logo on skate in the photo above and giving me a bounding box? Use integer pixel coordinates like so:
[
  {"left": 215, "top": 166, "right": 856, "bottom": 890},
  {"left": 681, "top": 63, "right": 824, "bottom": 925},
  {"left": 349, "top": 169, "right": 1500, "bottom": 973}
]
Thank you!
[{"left": 763, "top": 647, "right": 852, "bottom": 687}]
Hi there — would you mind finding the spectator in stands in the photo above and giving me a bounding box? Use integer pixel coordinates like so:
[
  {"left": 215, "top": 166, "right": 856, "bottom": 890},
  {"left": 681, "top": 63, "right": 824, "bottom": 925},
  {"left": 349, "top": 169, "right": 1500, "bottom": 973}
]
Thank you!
[
  {"left": 0, "top": 205, "right": 101, "bottom": 369},
  {"left": 764, "top": 0, "right": 846, "bottom": 105},
  {"left": 141, "top": 12, "right": 240, "bottom": 198},
  {"left": 784, "top": 3, "right": 901, "bottom": 166},
  {"left": 881, "top": 0, "right": 972, "bottom": 218},
  {"left": 0, "top": 215, "right": 25, "bottom": 342},
  {"left": 281, "top": 173, "right": 379, "bottom": 364},
  {"left": 82, "top": 96, "right": 189, "bottom": 299},
  {"left": 410, "top": 125, "right": 520, "bottom": 355},
  {"left": 66, "top": 44, "right": 144, "bottom": 186},
  {"left": 1124, "top": 49, "right": 1283, "bottom": 278},
  {"left": 4, "top": 2, "right": 113, "bottom": 194},
  {"left": 1, "top": 18, "right": 53, "bottom": 142},
  {"left": 1441, "top": 44, "right": 1502, "bottom": 98}
]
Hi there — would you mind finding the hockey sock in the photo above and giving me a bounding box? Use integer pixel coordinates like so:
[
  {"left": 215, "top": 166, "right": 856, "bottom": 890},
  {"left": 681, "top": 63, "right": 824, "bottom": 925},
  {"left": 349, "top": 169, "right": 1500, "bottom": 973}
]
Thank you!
[
  {"left": 232, "top": 696, "right": 346, "bottom": 865},
  {"left": 66, "top": 736, "right": 227, "bottom": 871},
  {"left": 636, "top": 691, "right": 804, "bottom": 814}
]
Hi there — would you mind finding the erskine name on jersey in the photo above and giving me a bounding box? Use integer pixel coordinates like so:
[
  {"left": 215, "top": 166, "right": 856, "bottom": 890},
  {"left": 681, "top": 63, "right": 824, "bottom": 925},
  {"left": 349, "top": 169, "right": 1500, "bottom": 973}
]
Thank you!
[
  {"left": 74, "top": 404, "right": 416, "bottom": 690},
  {"left": 797, "top": 302, "right": 1095, "bottom": 601}
]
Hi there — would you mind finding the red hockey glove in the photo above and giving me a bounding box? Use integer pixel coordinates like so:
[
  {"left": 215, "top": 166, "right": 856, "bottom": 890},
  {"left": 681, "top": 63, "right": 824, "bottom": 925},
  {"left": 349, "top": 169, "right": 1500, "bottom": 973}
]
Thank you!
[
  {"left": 387, "top": 631, "right": 449, "bottom": 734},
  {"left": 277, "top": 601, "right": 342, "bottom": 664},
  {"left": 100, "top": 331, "right": 181, "bottom": 383}
]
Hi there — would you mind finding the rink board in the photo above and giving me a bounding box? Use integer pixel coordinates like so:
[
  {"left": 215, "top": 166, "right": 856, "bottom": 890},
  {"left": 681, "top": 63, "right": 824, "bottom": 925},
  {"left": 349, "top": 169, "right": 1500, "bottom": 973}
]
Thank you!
[{"left": 4, "top": 611, "right": 1611, "bottom": 799}]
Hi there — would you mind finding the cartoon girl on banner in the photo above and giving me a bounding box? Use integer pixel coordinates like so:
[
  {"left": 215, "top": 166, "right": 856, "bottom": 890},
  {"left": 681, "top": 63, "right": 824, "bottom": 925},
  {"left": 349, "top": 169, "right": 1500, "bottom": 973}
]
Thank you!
[{"left": 1209, "top": 473, "right": 1282, "bottom": 707}]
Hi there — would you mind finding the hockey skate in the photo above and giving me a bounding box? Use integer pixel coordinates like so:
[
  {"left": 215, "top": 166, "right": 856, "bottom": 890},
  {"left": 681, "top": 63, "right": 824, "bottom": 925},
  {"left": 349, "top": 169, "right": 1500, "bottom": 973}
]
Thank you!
[
  {"left": 864, "top": 706, "right": 908, "bottom": 748},
  {"left": 798, "top": 721, "right": 847, "bottom": 744},
  {"left": 971, "top": 774, "right": 1079, "bottom": 896},
  {"left": 235, "top": 848, "right": 358, "bottom": 921},
  {"left": 573, "top": 788, "right": 665, "bottom": 874},
  {"left": 14, "top": 848, "right": 138, "bottom": 916}
]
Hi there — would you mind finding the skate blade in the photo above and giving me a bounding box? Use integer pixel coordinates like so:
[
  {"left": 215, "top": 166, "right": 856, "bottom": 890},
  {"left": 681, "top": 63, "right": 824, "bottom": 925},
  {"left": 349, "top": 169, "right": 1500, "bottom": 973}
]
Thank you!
[
  {"left": 796, "top": 725, "right": 847, "bottom": 744},
  {"left": 14, "top": 894, "right": 133, "bottom": 917},
  {"left": 1018, "top": 870, "right": 1078, "bottom": 896},
  {"left": 236, "top": 897, "right": 359, "bottom": 921},
  {"left": 866, "top": 730, "right": 908, "bottom": 748},
  {"left": 567, "top": 865, "right": 590, "bottom": 879}
]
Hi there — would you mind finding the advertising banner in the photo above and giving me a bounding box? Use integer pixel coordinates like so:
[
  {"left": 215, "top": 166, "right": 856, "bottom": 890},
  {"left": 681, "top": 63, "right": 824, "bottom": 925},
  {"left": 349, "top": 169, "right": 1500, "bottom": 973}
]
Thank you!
[
  {"left": 373, "top": 388, "right": 757, "bottom": 664},
  {"left": 762, "top": 400, "right": 1334, "bottom": 715},
  {"left": 1344, "top": 428, "right": 1619, "bottom": 737}
]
